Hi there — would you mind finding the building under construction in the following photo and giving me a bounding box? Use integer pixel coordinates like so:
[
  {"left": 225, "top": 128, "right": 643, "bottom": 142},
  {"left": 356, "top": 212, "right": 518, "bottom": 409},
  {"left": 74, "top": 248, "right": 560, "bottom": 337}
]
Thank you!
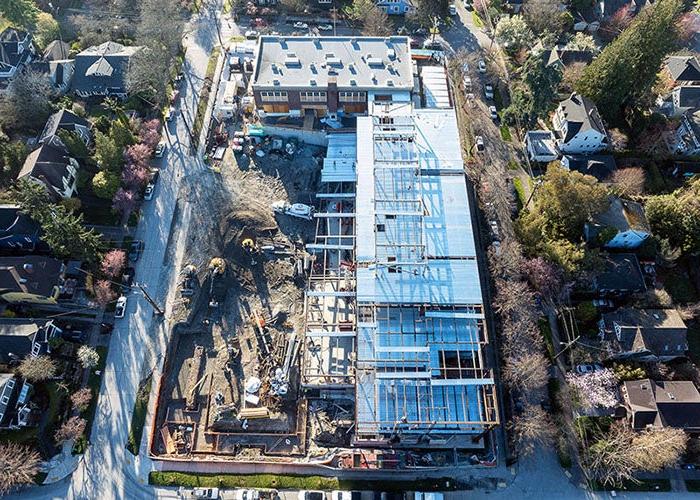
[{"left": 303, "top": 99, "right": 499, "bottom": 450}]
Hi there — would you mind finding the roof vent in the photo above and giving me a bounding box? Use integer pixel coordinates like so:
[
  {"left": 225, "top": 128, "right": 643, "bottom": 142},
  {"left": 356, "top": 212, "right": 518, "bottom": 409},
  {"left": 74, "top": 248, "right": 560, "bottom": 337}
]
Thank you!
[
  {"left": 667, "top": 392, "right": 675, "bottom": 400},
  {"left": 350, "top": 79, "right": 357, "bottom": 86},
  {"left": 272, "top": 79, "right": 280, "bottom": 86},
  {"left": 348, "top": 63, "right": 356, "bottom": 74},
  {"left": 271, "top": 63, "right": 279, "bottom": 74},
  {"left": 387, "top": 48, "right": 396, "bottom": 59},
  {"left": 386, "top": 79, "right": 394, "bottom": 87},
  {"left": 367, "top": 56, "right": 383, "bottom": 67},
  {"left": 23, "top": 263, "right": 33, "bottom": 273},
  {"left": 284, "top": 53, "right": 301, "bottom": 67},
  {"left": 351, "top": 38, "right": 359, "bottom": 48},
  {"left": 653, "top": 313, "right": 660, "bottom": 320},
  {"left": 310, "top": 79, "right": 317, "bottom": 86}
]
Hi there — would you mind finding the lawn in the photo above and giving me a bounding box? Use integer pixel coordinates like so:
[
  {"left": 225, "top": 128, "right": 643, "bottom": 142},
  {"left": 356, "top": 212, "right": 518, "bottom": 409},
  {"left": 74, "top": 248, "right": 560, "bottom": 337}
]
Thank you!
[
  {"left": 74, "top": 346, "right": 108, "bottom": 454},
  {"left": 126, "top": 375, "right": 152, "bottom": 455},
  {"left": 500, "top": 124, "right": 512, "bottom": 142},
  {"left": 513, "top": 177, "right": 527, "bottom": 212},
  {"left": 150, "top": 472, "right": 459, "bottom": 491},
  {"left": 538, "top": 318, "right": 555, "bottom": 361},
  {"left": 192, "top": 47, "right": 221, "bottom": 147}
]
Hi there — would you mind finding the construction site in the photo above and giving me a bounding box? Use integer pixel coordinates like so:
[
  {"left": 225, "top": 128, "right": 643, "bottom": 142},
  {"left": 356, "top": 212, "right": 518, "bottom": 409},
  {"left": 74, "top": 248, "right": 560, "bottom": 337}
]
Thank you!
[{"left": 151, "top": 37, "right": 500, "bottom": 468}]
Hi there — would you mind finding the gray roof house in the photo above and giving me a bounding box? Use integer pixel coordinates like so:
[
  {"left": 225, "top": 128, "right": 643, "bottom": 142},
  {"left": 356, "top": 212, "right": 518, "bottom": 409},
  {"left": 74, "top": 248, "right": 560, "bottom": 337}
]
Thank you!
[
  {"left": 545, "top": 48, "right": 594, "bottom": 69},
  {"left": 561, "top": 154, "right": 616, "bottom": 181},
  {"left": 621, "top": 379, "right": 700, "bottom": 431},
  {"left": 0, "top": 374, "right": 34, "bottom": 428},
  {"left": 665, "top": 55, "right": 700, "bottom": 86},
  {"left": 0, "top": 205, "right": 41, "bottom": 253},
  {"left": 600, "top": 308, "right": 687, "bottom": 362},
  {"left": 39, "top": 109, "right": 91, "bottom": 145},
  {"left": 73, "top": 41, "right": 142, "bottom": 98},
  {"left": 0, "top": 255, "right": 65, "bottom": 305},
  {"left": 552, "top": 93, "right": 609, "bottom": 154},
  {"left": 670, "top": 109, "right": 700, "bottom": 156},
  {"left": 0, "top": 28, "right": 35, "bottom": 87},
  {"left": 17, "top": 136, "right": 79, "bottom": 200},
  {"left": 593, "top": 253, "right": 646, "bottom": 297},
  {"left": 585, "top": 197, "right": 650, "bottom": 249},
  {"left": 0, "top": 319, "right": 61, "bottom": 367},
  {"left": 525, "top": 130, "right": 559, "bottom": 162}
]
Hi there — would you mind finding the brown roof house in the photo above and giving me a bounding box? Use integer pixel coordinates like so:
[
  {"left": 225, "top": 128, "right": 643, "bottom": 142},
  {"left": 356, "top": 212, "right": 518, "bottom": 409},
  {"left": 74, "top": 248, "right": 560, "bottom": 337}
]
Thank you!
[
  {"left": 621, "top": 379, "right": 700, "bottom": 431},
  {"left": 600, "top": 308, "right": 688, "bottom": 362}
]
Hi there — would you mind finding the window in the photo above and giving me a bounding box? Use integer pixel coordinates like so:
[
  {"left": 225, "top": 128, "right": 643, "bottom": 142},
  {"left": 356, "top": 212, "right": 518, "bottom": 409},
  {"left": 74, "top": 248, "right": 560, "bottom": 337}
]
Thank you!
[
  {"left": 31, "top": 343, "right": 40, "bottom": 356},
  {"left": 300, "top": 91, "right": 326, "bottom": 103},
  {"left": 259, "top": 91, "right": 288, "bottom": 102},
  {"left": 1, "top": 396, "right": 8, "bottom": 405},
  {"left": 339, "top": 91, "right": 366, "bottom": 103}
]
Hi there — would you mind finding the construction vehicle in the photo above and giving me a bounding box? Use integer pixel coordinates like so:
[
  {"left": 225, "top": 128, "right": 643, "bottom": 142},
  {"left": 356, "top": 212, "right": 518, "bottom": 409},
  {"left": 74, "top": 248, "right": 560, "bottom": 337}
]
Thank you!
[{"left": 271, "top": 200, "right": 314, "bottom": 221}]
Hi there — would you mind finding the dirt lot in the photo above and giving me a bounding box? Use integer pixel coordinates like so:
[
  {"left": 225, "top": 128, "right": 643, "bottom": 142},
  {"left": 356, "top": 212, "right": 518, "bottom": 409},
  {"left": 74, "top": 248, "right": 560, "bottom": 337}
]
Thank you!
[{"left": 155, "top": 140, "right": 323, "bottom": 459}]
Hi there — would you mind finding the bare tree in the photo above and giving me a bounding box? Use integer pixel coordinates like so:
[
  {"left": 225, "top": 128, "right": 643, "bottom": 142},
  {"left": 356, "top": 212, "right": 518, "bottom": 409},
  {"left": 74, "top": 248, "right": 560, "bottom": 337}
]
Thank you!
[
  {"left": 510, "top": 403, "right": 556, "bottom": 456},
  {"left": 502, "top": 350, "right": 549, "bottom": 393},
  {"left": 55, "top": 416, "right": 87, "bottom": 444},
  {"left": 585, "top": 424, "right": 687, "bottom": 487},
  {"left": 488, "top": 239, "right": 523, "bottom": 280},
  {"left": 523, "top": 0, "right": 565, "bottom": 36},
  {"left": 608, "top": 128, "right": 629, "bottom": 152},
  {"left": 0, "top": 69, "right": 55, "bottom": 131},
  {"left": 607, "top": 167, "right": 646, "bottom": 197},
  {"left": 70, "top": 387, "right": 93, "bottom": 412},
  {"left": 560, "top": 62, "right": 587, "bottom": 93},
  {"left": 77, "top": 345, "right": 100, "bottom": 369},
  {"left": 18, "top": 355, "right": 57, "bottom": 382},
  {"left": 0, "top": 443, "right": 41, "bottom": 494}
]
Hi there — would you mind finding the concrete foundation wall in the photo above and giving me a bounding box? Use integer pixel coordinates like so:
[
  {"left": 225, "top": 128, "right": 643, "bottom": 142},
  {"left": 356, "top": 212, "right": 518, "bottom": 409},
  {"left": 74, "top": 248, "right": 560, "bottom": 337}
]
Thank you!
[{"left": 262, "top": 125, "right": 329, "bottom": 146}]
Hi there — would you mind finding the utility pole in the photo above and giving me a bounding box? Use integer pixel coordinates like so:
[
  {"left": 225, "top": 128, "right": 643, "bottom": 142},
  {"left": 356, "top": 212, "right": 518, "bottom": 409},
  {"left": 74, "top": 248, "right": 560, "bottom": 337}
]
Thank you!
[{"left": 137, "top": 283, "right": 164, "bottom": 316}]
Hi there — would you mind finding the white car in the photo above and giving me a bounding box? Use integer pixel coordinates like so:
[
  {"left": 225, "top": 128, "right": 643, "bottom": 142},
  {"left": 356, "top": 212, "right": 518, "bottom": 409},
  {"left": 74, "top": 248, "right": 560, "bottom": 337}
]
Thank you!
[
  {"left": 192, "top": 488, "right": 219, "bottom": 499},
  {"left": 575, "top": 363, "right": 604, "bottom": 375},
  {"left": 484, "top": 84, "right": 494, "bottom": 99},
  {"left": 449, "top": 3, "right": 457, "bottom": 15},
  {"left": 489, "top": 105, "right": 498, "bottom": 120},
  {"left": 154, "top": 140, "right": 166, "bottom": 158},
  {"left": 475, "top": 135, "right": 485, "bottom": 152},
  {"left": 478, "top": 59, "right": 487, "bottom": 73},
  {"left": 245, "top": 30, "right": 259, "bottom": 39},
  {"left": 144, "top": 169, "right": 159, "bottom": 201},
  {"left": 294, "top": 22, "right": 309, "bottom": 29},
  {"left": 114, "top": 296, "right": 127, "bottom": 318},
  {"left": 318, "top": 24, "right": 333, "bottom": 31}
]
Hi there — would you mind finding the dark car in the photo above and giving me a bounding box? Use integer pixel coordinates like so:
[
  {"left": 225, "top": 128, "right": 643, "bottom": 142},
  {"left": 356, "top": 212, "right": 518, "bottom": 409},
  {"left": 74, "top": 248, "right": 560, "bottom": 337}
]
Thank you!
[{"left": 128, "top": 240, "right": 144, "bottom": 262}]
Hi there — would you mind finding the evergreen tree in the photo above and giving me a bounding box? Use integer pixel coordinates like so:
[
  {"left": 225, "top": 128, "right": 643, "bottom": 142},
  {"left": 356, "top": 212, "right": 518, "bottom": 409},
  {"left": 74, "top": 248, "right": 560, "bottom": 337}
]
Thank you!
[
  {"left": 575, "top": 0, "right": 684, "bottom": 123},
  {"left": 0, "top": 0, "right": 38, "bottom": 28}
]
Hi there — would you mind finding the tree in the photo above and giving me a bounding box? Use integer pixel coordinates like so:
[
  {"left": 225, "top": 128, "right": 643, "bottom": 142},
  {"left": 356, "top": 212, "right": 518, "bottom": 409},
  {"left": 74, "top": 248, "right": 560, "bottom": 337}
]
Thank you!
[
  {"left": 56, "top": 129, "right": 89, "bottom": 159},
  {"left": 101, "top": 249, "right": 126, "bottom": 278},
  {"left": 585, "top": 424, "right": 686, "bottom": 487},
  {"left": 575, "top": 0, "right": 684, "bottom": 123},
  {"left": 0, "top": 69, "right": 55, "bottom": 131},
  {"left": 91, "top": 170, "right": 121, "bottom": 200},
  {"left": 40, "top": 205, "right": 103, "bottom": 260},
  {"left": 109, "top": 119, "right": 135, "bottom": 150},
  {"left": 55, "top": 416, "right": 86, "bottom": 443},
  {"left": 565, "top": 32, "right": 598, "bottom": 52},
  {"left": 510, "top": 404, "right": 556, "bottom": 456},
  {"left": 0, "top": 140, "right": 28, "bottom": 185},
  {"left": 77, "top": 345, "right": 100, "bottom": 369},
  {"left": 607, "top": 167, "right": 646, "bottom": 196},
  {"left": 521, "top": 51, "right": 562, "bottom": 119},
  {"left": 523, "top": 0, "right": 566, "bottom": 35},
  {"left": 495, "top": 15, "right": 535, "bottom": 54},
  {"left": 112, "top": 188, "right": 139, "bottom": 217},
  {"left": 33, "top": 11, "right": 60, "bottom": 50},
  {"left": 0, "top": 442, "right": 41, "bottom": 494},
  {"left": 122, "top": 164, "right": 150, "bottom": 189},
  {"left": 645, "top": 181, "right": 700, "bottom": 255},
  {"left": 70, "top": 387, "right": 93, "bottom": 411},
  {"left": 560, "top": 62, "right": 587, "bottom": 93},
  {"left": 94, "top": 279, "right": 116, "bottom": 307},
  {"left": 138, "top": 119, "right": 161, "bottom": 150},
  {"left": 612, "top": 363, "right": 646, "bottom": 381},
  {"left": 0, "top": 0, "right": 38, "bottom": 28},
  {"left": 18, "top": 355, "right": 57, "bottom": 382},
  {"left": 503, "top": 350, "right": 549, "bottom": 392},
  {"left": 522, "top": 256, "right": 564, "bottom": 299},
  {"left": 93, "top": 130, "right": 123, "bottom": 172},
  {"left": 409, "top": 0, "right": 449, "bottom": 27},
  {"left": 599, "top": 5, "right": 634, "bottom": 41},
  {"left": 608, "top": 128, "right": 629, "bottom": 152},
  {"left": 124, "top": 144, "right": 152, "bottom": 169},
  {"left": 566, "top": 369, "right": 618, "bottom": 409}
]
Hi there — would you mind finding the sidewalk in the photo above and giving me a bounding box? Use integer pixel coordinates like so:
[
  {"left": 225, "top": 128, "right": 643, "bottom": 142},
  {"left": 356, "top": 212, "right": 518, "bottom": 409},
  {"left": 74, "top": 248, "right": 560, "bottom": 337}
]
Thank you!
[{"left": 41, "top": 440, "right": 83, "bottom": 484}]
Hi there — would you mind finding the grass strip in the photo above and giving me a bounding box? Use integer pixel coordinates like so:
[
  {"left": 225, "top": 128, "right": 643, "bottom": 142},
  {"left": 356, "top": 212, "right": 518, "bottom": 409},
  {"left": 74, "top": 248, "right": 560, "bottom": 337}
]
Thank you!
[
  {"left": 513, "top": 177, "right": 526, "bottom": 212},
  {"left": 73, "top": 346, "right": 108, "bottom": 454},
  {"left": 192, "top": 47, "right": 221, "bottom": 148},
  {"left": 499, "top": 124, "right": 512, "bottom": 142},
  {"left": 126, "top": 375, "right": 153, "bottom": 455}
]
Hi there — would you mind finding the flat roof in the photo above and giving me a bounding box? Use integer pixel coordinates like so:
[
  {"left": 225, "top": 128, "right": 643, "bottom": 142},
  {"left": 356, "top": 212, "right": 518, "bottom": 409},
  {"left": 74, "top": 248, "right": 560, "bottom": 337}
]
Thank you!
[{"left": 253, "top": 36, "right": 414, "bottom": 90}]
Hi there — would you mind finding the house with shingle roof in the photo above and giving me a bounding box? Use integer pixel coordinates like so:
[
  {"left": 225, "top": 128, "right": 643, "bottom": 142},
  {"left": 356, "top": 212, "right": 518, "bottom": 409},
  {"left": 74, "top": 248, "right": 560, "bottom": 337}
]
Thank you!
[
  {"left": 0, "top": 28, "right": 35, "bottom": 88},
  {"left": 552, "top": 93, "right": 609, "bottom": 154},
  {"left": 73, "top": 41, "right": 142, "bottom": 98},
  {"left": 39, "top": 109, "right": 91, "bottom": 146},
  {"left": 585, "top": 197, "right": 650, "bottom": 249},
  {"left": 664, "top": 55, "right": 700, "bottom": 86},
  {"left": 621, "top": 379, "right": 700, "bottom": 431},
  {"left": 670, "top": 109, "right": 700, "bottom": 156},
  {"left": 17, "top": 136, "right": 79, "bottom": 200},
  {"left": 600, "top": 308, "right": 687, "bottom": 362}
]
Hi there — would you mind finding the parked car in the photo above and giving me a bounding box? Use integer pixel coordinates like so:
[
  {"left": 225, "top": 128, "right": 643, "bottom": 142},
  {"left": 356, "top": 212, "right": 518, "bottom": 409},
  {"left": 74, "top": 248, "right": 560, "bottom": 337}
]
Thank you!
[
  {"left": 489, "top": 105, "right": 498, "bottom": 120},
  {"left": 114, "top": 296, "right": 127, "bottom": 318},
  {"left": 192, "top": 488, "right": 219, "bottom": 499},
  {"left": 489, "top": 220, "right": 500, "bottom": 240},
  {"left": 449, "top": 3, "right": 457, "bottom": 15},
  {"left": 592, "top": 298, "right": 614, "bottom": 310},
  {"left": 478, "top": 59, "right": 487, "bottom": 73},
  {"left": 298, "top": 492, "right": 324, "bottom": 500},
  {"left": 154, "top": 140, "right": 166, "bottom": 158},
  {"left": 484, "top": 84, "right": 494, "bottom": 99},
  {"left": 318, "top": 24, "right": 333, "bottom": 31},
  {"left": 575, "top": 363, "right": 604, "bottom": 375},
  {"left": 165, "top": 106, "right": 176, "bottom": 122},
  {"left": 475, "top": 135, "right": 485, "bottom": 152},
  {"left": 244, "top": 30, "right": 259, "bottom": 39},
  {"left": 422, "top": 39, "right": 444, "bottom": 51},
  {"left": 235, "top": 491, "right": 262, "bottom": 500},
  {"left": 174, "top": 71, "right": 184, "bottom": 83},
  {"left": 229, "top": 55, "right": 242, "bottom": 71},
  {"left": 144, "top": 169, "right": 159, "bottom": 201},
  {"left": 293, "top": 22, "right": 309, "bottom": 29},
  {"left": 128, "top": 240, "right": 144, "bottom": 262},
  {"left": 332, "top": 493, "right": 362, "bottom": 500}
]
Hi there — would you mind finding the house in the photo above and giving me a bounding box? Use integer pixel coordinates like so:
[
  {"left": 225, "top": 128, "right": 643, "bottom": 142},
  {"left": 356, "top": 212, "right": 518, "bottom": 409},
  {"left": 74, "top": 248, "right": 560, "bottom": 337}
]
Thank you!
[
  {"left": 0, "top": 374, "right": 34, "bottom": 428},
  {"left": 252, "top": 36, "right": 414, "bottom": 118},
  {"left": 544, "top": 48, "right": 594, "bottom": 70},
  {"left": 0, "top": 205, "right": 41, "bottom": 253},
  {"left": 664, "top": 55, "right": 700, "bottom": 87},
  {"left": 42, "top": 40, "right": 75, "bottom": 93},
  {"left": 17, "top": 136, "right": 79, "bottom": 200},
  {"left": 593, "top": 253, "right": 646, "bottom": 297},
  {"left": 552, "top": 93, "right": 609, "bottom": 154},
  {"left": 600, "top": 309, "right": 688, "bottom": 362},
  {"left": 39, "top": 109, "right": 91, "bottom": 145},
  {"left": 561, "top": 154, "right": 616, "bottom": 181},
  {"left": 0, "top": 319, "right": 61, "bottom": 367},
  {"left": 0, "top": 28, "right": 35, "bottom": 88},
  {"left": 525, "top": 130, "right": 559, "bottom": 162},
  {"left": 376, "top": 0, "right": 413, "bottom": 15},
  {"left": 0, "top": 255, "right": 66, "bottom": 305},
  {"left": 585, "top": 197, "right": 650, "bottom": 249},
  {"left": 43, "top": 40, "right": 70, "bottom": 62},
  {"left": 73, "top": 41, "right": 142, "bottom": 98},
  {"left": 669, "top": 109, "right": 700, "bottom": 156},
  {"left": 621, "top": 379, "right": 700, "bottom": 431}
]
